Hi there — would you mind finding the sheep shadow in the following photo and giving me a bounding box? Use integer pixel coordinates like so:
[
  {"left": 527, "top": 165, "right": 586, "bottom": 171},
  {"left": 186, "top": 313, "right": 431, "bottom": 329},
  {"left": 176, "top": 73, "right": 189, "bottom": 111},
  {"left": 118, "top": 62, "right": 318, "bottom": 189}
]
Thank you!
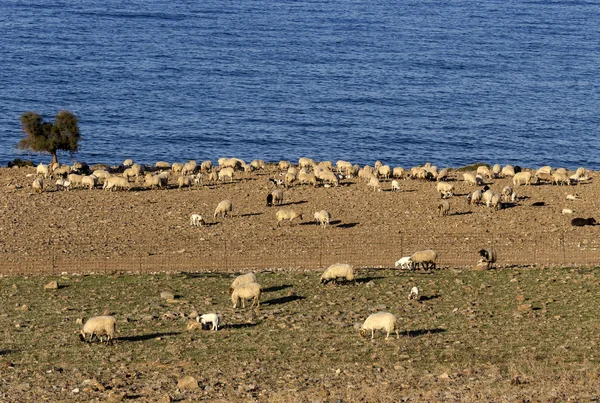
[
  {"left": 240, "top": 212, "right": 263, "bottom": 218},
  {"left": 404, "top": 328, "right": 446, "bottom": 338},
  {"left": 224, "top": 323, "right": 259, "bottom": 329},
  {"left": 329, "top": 220, "right": 342, "bottom": 225},
  {"left": 262, "top": 284, "right": 293, "bottom": 293},
  {"left": 337, "top": 222, "right": 359, "bottom": 229},
  {"left": 118, "top": 332, "right": 181, "bottom": 342},
  {"left": 419, "top": 294, "right": 441, "bottom": 302},
  {"left": 531, "top": 201, "right": 546, "bottom": 207},
  {"left": 450, "top": 211, "right": 472, "bottom": 216},
  {"left": 0, "top": 349, "right": 17, "bottom": 356},
  {"left": 356, "top": 276, "right": 386, "bottom": 284},
  {"left": 262, "top": 295, "right": 306, "bottom": 306},
  {"left": 280, "top": 200, "right": 308, "bottom": 206}
]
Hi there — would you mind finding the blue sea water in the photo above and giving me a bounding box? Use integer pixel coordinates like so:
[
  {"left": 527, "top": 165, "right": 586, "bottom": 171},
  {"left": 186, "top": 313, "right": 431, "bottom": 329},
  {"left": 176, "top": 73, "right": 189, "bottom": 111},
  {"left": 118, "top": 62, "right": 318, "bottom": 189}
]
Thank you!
[{"left": 1, "top": 0, "right": 599, "bottom": 169}]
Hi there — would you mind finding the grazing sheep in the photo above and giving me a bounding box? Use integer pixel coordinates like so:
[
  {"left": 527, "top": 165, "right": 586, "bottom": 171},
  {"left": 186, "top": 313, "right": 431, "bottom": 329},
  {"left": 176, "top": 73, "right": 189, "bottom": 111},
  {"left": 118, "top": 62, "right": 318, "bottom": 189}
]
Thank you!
[
  {"left": 510, "top": 191, "right": 518, "bottom": 203},
  {"left": 178, "top": 175, "right": 193, "bottom": 189},
  {"left": 552, "top": 171, "right": 570, "bottom": 186},
  {"left": 408, "top": 286, "right": 419, "bottom": 300},
  {"left": 53, "top": 165, "right": 71, "bottom": 178},
  {"left": 230, "top": 272, "right": 258, "bottom": 294},
  {"left": 275, "top": 208, "right": 303, "bottom": 226},
  {"left": 200, "top": 160, "right": 212, "bottom": 172},
  {"left": 298, "top": 172, "right": 318, "bottom": 187},
  {"left": 319, "top": 171, "right": 339, "bottom": 187},
  {"left": 80, "top": 316, "right": 116, "bottom": 343},
  {"left": 436, "top": 182, "right": 454, "bottom": 198},
  {"left": 55, "top": 178, "right": 70, "bottom": 191},
  {"left": 271, "top": 189, "right": 284, "bottom": 206},
  {"left": 410, "top": 249, "right": 438, "bottom": 271},
  {"left": 367, "top": 176, "right": 381, "bottom": 192},
  {"left": 172, "top": 162, "right": 184, "bottom": 174},
  {"left": 394, "top": 256, "right": 413, "bottom": 270},
  {"left": 214, "top": 200, "right": 233, "bottom": 219},
  {"left": 377, "top": 165, "right": 391, "bottom": 179},
  {"left": 284, "top": 172, "right": 296, "bottom": 188},
  {"left": 501, "top": 165, "right": 516, "bottom": 177},
  {"left": 476, "top": 165, "right": 493, "bottom": 179},
  {"left": 155, "top": 161, "right": 171, "bottom": 169},
  {"left": 438, "top": 200, "right": 450, "bottom": 216},
  {"left": 93, "top": 169, "right": 111, "bottom": 181},
  {"left": 32, "top": 177, "right": 43, "bottom": 193},
  {"left": 359, "top": 312, "right": 399, "bottom": 340},
  {"left": 320, "top": 263, "right": 355, "bottom": 285},
  {"left": 144, "top": 174, "right": 167, "bottom": 189},
  {"left": 513, "top": 172, "right": 533, "bottom": 186},
  {"left": 181, "top": 160, "right": 197, "bottom": 175},
  {"left": 103, "top": 176, "right": 131, "bottom": 191},
  {"left": 392, "top": 167, "right": 406, "bottom": 179},
  {"left": 390, "top": 180, "right": 401, "bottom": 191},
  {"left": 231, "top": 282, "right": 262, "bottom": 309},
  {"left": 190, "top": 214, "right": 205, "bottom": 227},
  {"left": 489, "top": 193, "right": 502, "bottom": 210},
  {"left": 250, "top": 159, "right": 265, "bottom": 170},
  {"left": 207, "top": 171, "right": 218, "bottom": 183},
  {"left": 536, "top": 166, "right": 552, "bottom": 175},
  {"left": 218, "top": 167, "right": 234, "bottom": 182},
  {"left": 298, "top": 157, "right": 315, "bottom": 169},
  {"left": 36, "top": 163, "right": 49, "bottom": 178},
  {"left": 197, "top": 313, "right": 222, "bottom": 331},
  {"left": 492, "top": 164, "right": 502, "bottom": 178},
  {"left": 481, "top": 189, "right": 494, "bottom": 206},
  {"left": 81, "top": 175, "right": 97, "bottom": 190},
  {"left": 501, "top": 186, "right": 513, "bottom": 203},
  {"left": 478, "top": 248, "right": 497, "bottom": 269},
  {"left": 67, "top": 173, "right": 83, "bottom": 188},
  {"left": 462, "top": 172, "right": 478, "bottom": 185},
  {"left": 467, "top": 189, "right": 483, "bottom": 206},
  {"left": 314, "top": 210, "right": 331, "bottom": 227},
  {"left": 278, "top": 160, "right": 291, "bottom": 170},
  {"left": 571, "top": 217, "right": 596, "bottom": 227},
  {"left": 436, "top": 168, "right": 449, "bottom": 182}
]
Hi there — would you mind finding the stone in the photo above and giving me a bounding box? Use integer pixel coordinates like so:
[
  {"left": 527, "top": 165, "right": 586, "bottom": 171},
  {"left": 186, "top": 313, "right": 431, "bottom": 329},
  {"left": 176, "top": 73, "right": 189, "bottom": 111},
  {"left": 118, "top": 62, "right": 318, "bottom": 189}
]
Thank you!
[
  {"left": 44, "top": 281, "right": 59, "bottom": 290},
  {"left": 177, "top": 375, "right": 199, "bottom": 391}
]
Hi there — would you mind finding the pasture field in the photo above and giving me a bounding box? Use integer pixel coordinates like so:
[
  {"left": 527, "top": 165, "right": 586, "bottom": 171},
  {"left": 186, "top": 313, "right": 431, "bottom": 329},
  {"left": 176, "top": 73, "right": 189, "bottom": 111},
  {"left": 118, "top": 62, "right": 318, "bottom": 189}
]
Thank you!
[{"left": 1, "top": 266, "right": 600, "bottom": 402}]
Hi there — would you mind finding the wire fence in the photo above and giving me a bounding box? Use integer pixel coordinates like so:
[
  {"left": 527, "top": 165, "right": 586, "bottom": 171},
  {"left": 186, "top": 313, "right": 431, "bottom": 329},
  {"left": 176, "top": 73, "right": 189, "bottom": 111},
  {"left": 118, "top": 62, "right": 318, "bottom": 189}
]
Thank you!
[{"left": 0, "top": 230, "right": 598, "bottom": 276}]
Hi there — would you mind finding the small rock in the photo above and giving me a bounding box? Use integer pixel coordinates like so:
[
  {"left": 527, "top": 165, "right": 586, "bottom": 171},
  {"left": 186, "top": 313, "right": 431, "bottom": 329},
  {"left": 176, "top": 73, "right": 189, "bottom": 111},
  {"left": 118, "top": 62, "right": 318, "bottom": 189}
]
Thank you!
[
  {"left": 365, "top": 281, "right": 375, "bottom": 288},
  {"left": 189, "top": 310, "right": 199, "bottom": 320},
  {"left": 105, "top": 391, "right": 126, "bottom": 402},
  {"left": 515, "top": 295, "right": 526, "bottom": 302},
  {"left": 177, "top": 375, "right": 199, "bottom": 391},
  {"left": 439, "top": 372, "right": 450, "bottom": 381},
  {"left": 72, "top": 388, "right": 80, "bottom": 394},
  {"left": 160, "top": 291, "right": 174, "bottom": 300},
  {"left": 517, "top": 304, "right": 532, "bottom": 312},
  {"left": 15, "top": 304, "right": 29, "bottom": 311},
  {"left": 76, "top": 318, "right": 83, "bottom": 325}
]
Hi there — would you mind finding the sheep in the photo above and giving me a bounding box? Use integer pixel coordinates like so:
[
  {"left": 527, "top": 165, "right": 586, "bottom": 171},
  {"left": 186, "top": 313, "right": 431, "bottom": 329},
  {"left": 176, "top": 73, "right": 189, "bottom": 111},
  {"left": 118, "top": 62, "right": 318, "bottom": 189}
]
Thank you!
[
  {"left": 462, "top": 172, "right": 477, "bottom": 185},
  {"left": 320, "top": 263, "right": 355, "bottom": 285},
  {"left": 467, "top": 189, "right": 483, "bottom": 206},
  {"left": 207, "top": 171, "right": 218, "bottom": 183},
  {"left": 32, "top": 177, "right": 43, "bottom": 193},
  {"left": 501, "top": 186, "right": 513, "bottom": 203},
  {"left": 231, "top": 282, "right": 262, "bottom": 308},
  {"left": 314, "top": 210, "right": 331, "bottom": 227},
  {"left": 536, "top": 166, "right": 552, "bottom": 176},
  {"left": 230, "top": 272, "right": 258, "bottom": 294},
  {"left": 298, "top": 157, "right": 315, "bottom": 169},
  {"left": 377, "top": 165, "right": 391, "bottom": 179},
  {"left": 391, "top": 180, "right": 401, "bottom": 191},
  {"left": 214, "top": 200, "right": 233, "bottom": 219},
  {"left": 317, "top": 161, "right": 333, "bottom": 171},
  {"left": 501, "top": 165, "right": 516, "bottom": 177},
  {"left": 492, "top": 164, "right": 502, "bottom": 178},
  {"left": 266, "top": 193, "right": 274, "bottom": 207},
  {"left": 80, "top": 315, "right": 116, "bottom": 343},
  {"left": 394, "top": 256, "right": 413, "bottom": 270},
  {"left": 438, "top": 200, "right": 450, "bottom": 216},
  {"left": 318, "top": 171, "right": 339, "bottom": 187},
  {"left": 81, "top": 175, "right": 97, "bottom": 190},
  {"left": 336, "top": 160, "right": 352, "bottom": 173},
  {"left": 287, "top": 166, "right": 299, "bottom": 176},
  {"left": 489, "top": 193, "right": 502, "bottom": 210},
  {"left": 122, "top": 167, "right": 137, "bottom": 181},
  {"left": 250, "top": 159, "right": 265, "bottom": 170},
  {"left": 276, "top": 208, "right": 303, "bottom": 226},
  {"left": 367, "top": 176, "right": 381, "bottom": 192},
  {"left": 278, "top": 160, "right": 291, "bottom": 170},
  {"left": 36, "top": 163, "right": 49, "bottom": 178},
  {"left": 510, "top": 191, "right": 518, "bottom": 203},
  {"left": 123, "top": 159, "right": 134, "bottom": 167},
  {"left": 144, "top": 174, "right": 167, "bottom": 189},
  {"left": 552, "top": 171, "right": 570, "bottom": 186},
  {"left": 190, "top": 214, "right": 205, "bottom": 227},
  {"left": 476, "top": 165, "right": 493, "bottom": 179},
  {"left": 271, "top": 189, "right": 284, "bottom": 206},
  {"left": 172, "top": 162, "right": 184, "bottom": 173},
  {"left": 194, "top": 173, "right": 203, "bottom": 186},
  {"left": 436, "top": 168, "right": 449, "bottom": 182},
  {"left": 155, "top": 161, "right": 171, "bottom": 169},
  {"left": 392, "top": 167, "right": 406, "bottom": 179},
  {"left": 513, "top": 171, "right": 533, "bottom": 186},
  {"left": 297, "top": 172, "right": 318, "bottom": 187},
  {"left": 408, "top": 286, "right": 419, "bottom": 300},
  {"left": 178, "top": 175, "right": 193, "bottom": 189},
  {"left": 200, "top": 160, "right": 213, "bottom": 172},
  {"left": 571, "top": 217, "right": 596, "bottom": 227},
  {"left": 67, "top": 173, "right": 83, "bottom": 188},
  {"left": 436, "top": 182, "right": 454, "bottom": 198},
  {"left": 284, "top": 172, "right": 296, "bottom": 188},
  {"left": 103, "top": 176, "right": 131, "bottom": 191},
  {"left": 93, "top": 169, "right": 111, "bottom": 181},
  {"left": 410, "top": 249, "right": 438, "bottom": 271},
  {"left": 359, "top": 312, "right": 399, "bottom": 340},
  {"left": 197, "top": 313, "right": 222, "bottom": 331},
  {"left": 53, "top": 165, "right": 71, "bottom": 178},
  {"left": 218, "top": 167, "right": 234, "bottom": 182},
  {"left": 182, "top": 161, "right": 198, "bottom": 176},
  {"left": 478, "top": 248, "right": 497, "bottom": 269}
]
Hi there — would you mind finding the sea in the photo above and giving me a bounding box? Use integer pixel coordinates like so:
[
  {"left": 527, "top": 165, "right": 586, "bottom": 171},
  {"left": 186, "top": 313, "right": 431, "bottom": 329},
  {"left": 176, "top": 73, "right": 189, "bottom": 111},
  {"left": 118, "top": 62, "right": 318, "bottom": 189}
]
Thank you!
[{"left": 1, "top": 0, "right": 599, "bottom": 170}]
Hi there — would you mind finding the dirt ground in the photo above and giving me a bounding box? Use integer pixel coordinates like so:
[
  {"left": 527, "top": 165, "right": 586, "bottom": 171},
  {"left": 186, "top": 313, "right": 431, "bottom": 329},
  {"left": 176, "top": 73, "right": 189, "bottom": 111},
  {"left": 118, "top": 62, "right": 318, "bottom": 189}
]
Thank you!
[{"left": 0, "top": 163, "right": 598, "bottom": 270}]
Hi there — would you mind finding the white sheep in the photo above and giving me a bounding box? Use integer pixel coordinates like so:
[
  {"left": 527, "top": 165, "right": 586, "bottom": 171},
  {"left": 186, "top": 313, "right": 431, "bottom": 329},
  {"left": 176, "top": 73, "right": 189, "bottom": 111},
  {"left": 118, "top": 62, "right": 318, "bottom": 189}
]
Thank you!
[
  {"left": 123, "top": 159, "right": 134, "bottom": 167},
  {"left": 359, "top": 312, "right": 399, "bottom": 340},
  {"left": 55, "top": 178, "right": 68, "bottom": 191},
  {"left": 218, "top": 167, "right": 234, "bottom": 182},
  {"left": 32, "top": 177, "right": 43, "bottom": 193},
  {"left": 410, "top": 249, "right": 438, "bottom": 271},
  {"left": 462, "top": 172, "right": 477, "bottom": 185},
  {"left": 489, "top": 193, "right": 502, "bottom": 210},
  {"left": 178, "top": 175, "right": 193, "bottom": 189},
  {"left": 103, "top": 176, "right": 131, "bottom": 191},
  {"left": 80, "top": 315, "right": 116, "bottom": 343},
  {"left": 144, "top": 174, "right": 167, "bottom": 189},
  {"left": 501, "top": 186, "right": 513, "bottom": 203},
  {"left": 320, "top": 263, "right": 355, "bottom": 285},
  {"left": 367, "top": 176, "right": 381, "bottom": 192},
  {"left": 190, "top": 214, "right": 205, "bottom": 227},
  {"left": 394, "top": 256, "right": 413, "bottom": 270},
  {"left": 182, "top": 160, "right": 198, "bottom": 175},
  {"left": 501, "top": 165, "right": 516, "bottom": 177},
  {"left": 276, "top": 208, "right": 303, "bottom": 226},
  {"left": 81, "top": 175, "right": 97, "bottom": 190},
  {"left": 467, "top": 189, "right": 483, "bottom": 206},
  {"left": 231, "top": 282, "right": 262, "bottom": 308},
  {"left": 197, "top": 313, "right": 222, "bottom": 331},
  {"left": 314, "top": 210, "right": 331, "bottom": 227},
  {"left": 230, "top": 272, "right": 258, "bottom": 294},
  {"left": 436, "top": 182, "right": 454, "bottom": 198},
  {"left": 492, "top": 164, "right": 502, "bottom": 178},
  {"left": 476, "top": 165, "right": 493, "bottom": 179},
  {"left": 172, "top": 162, "right": 184, "bottom": 173},
  {"left": 436, "top": 168, "right": 449, "bottom": 182},
  {"left": 36, "top": 163, "right": 49, "bottom": 178},
  {"left": 391, "top": 180, "right": 401, "bottom": 191},
  {"left": 392, "top": 167, "right": 406, "bottom": 179},
  {"left": 319, "top": 171, "right": 339, "bottom": 187},
  {"left": 214, "top": 199, "right": 233, "bottom": 219},
  {"left": 271, "top": 189, "right": 284, "bottom": 205},
  {"left": 155, "top": 161, "right": 171, "bottom": 169},
  {"left": 513, "top": 171, "right": 533, "bottom": 186},
  {"left": 408, "top": 286, "right": 419, "bottom": 300},
  {"left": 438, "top": 200, "right": 450, "bottom": 216},
  {"left": 278, "top": 160, "right": 291, "bottom": 170}
]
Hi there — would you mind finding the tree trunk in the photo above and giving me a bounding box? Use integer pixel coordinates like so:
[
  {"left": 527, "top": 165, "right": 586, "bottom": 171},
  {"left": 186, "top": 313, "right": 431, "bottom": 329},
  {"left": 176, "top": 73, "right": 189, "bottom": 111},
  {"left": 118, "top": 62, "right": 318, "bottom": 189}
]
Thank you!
[{"left": 50, "top": 152, "right": 58, "bottom": 166}]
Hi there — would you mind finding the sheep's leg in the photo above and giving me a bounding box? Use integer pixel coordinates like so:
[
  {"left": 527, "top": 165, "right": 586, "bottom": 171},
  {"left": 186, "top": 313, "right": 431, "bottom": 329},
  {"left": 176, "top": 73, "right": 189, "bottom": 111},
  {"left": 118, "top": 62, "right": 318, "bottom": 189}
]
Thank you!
[{"left": 371, "top": 330, "right": 374, "bottom": 339}]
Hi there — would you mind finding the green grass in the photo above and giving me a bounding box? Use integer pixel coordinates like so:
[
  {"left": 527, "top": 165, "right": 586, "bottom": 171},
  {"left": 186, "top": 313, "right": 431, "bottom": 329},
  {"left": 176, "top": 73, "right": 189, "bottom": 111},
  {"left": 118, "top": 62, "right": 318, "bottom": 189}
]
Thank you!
[{"left": 1, "top": 267, "right": 600, "bottom": 401}]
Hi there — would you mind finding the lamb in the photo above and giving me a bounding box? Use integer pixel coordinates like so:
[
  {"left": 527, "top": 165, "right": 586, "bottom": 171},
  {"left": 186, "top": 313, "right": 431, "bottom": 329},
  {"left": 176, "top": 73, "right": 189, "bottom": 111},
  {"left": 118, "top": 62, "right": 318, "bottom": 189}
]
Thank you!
[
  {"left": 214, "top": 200, "right": 233, "bottom": 219},
  {"left": 197, "top": 313, "right": 222, "bottom": 331},
  {"left": 80, "top": 315, "right": 116, "bottom": 343},
  {"left": 230, "top": 272, "right": 258, "bottom": 294},
  {"left": 231, "top": 282, "right": 262, "bottom": 309},
  {"left": 394, "top": 256, "right": 413, "bottom": 270},
  {"left": 408, "top": 286, "right": 419, "bottom": 300},
  {"left": 271, "top": 189, "right": 284, "bottom": 206},
  {"left": 190, "top": 214, "right": 205, "bottom": 227},
  {"left": 390, "top": 180, "right": 401, "bottom": 191},
  {"left": 320, "top": 263, "right": 355, "bottom": 285},
  {"left": 359, "top": 312, "right": 399, "bottom": 340},
  {"left": 410, "top": 249, "right": 438, "bottom": 271},
  {"left": 81, "top": 175, "right": 97, "bottom": 190},
  {"left": 32, "top": 177, "right": 43, "bottom": 193},
  {"left": 478, "top": 248, "right": 497, "bottom": 269},
  {"left": 36, "top": 163, "right": 49, "bottom": 178},
  {"left": 314, "top": 210, "right": 331, "bottom": 227},
  {"left": 438, "top": 200, "right": 450, "bottom": 216},
  {"left": 571, "top": 217, "right": 596, "bottom": 227},
  {"left": 276, "top": 208, "right": 303, "bottom": 226},
  {"left": 436, "top": 182, "right": 454, "bottom": 198},
  {"left": 513, "top": 171, "right": 533, "bottom": 186}
]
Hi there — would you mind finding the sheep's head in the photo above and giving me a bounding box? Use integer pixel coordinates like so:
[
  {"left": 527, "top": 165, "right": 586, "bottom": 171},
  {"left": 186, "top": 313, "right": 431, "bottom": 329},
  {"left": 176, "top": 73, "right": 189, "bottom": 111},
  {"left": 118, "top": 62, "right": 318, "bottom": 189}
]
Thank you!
[
  {"left": 346, "top": 271, "right": 355, "bottom": 281},
  {"left": 359, "top": 328, "right": 367, "bottom": 338}
]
